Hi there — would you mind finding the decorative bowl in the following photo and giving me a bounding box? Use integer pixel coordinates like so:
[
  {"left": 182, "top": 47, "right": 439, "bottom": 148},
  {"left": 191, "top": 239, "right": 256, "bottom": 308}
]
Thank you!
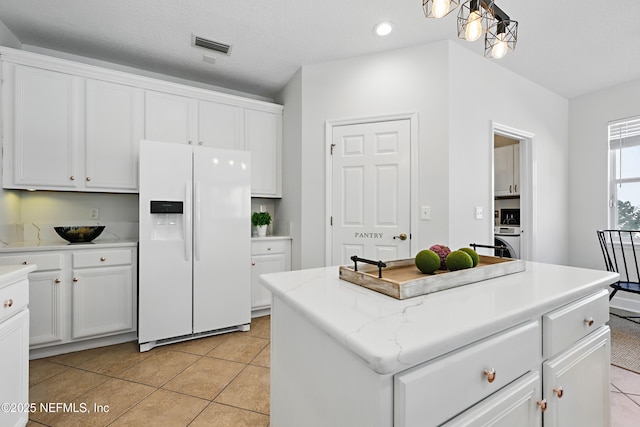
[{"left": 54, "top": 226, "right": 105, "bottom": 243}]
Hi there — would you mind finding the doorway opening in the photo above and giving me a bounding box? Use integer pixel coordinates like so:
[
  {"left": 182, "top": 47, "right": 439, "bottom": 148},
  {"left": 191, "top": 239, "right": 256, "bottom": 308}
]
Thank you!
[{"left": 492, "top": 123, "right": 536, "bottom": 261}]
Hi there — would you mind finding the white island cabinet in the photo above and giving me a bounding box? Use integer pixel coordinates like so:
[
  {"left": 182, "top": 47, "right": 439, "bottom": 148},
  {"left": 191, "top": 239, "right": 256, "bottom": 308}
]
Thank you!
[
  {"left": 261, "top": 262, "right": 618, "bottom": 427},
  {"left": 0, "top": 264, "right": 35, "bottom": 427}
]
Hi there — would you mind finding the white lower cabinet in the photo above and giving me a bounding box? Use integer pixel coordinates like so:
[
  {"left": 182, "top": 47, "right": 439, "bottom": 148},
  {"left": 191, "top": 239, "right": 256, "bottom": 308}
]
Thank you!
[
  {"left": 251, "top": 239, "right": 291, "bottom": 311},
  {"left": 542, "top": 325, "right": 610, "bottom": 427},
  {"left": 443, "top": 371, "right": 541, "bottom": 427},
  {"left": 0, "top": 244, "right": 137, "bottom": 355},
  {"left": 72, "top": 264, "right": 134, "bottom": 339},
  {"left": 394, "top": 321, "right": 540, "bottom": 426}
]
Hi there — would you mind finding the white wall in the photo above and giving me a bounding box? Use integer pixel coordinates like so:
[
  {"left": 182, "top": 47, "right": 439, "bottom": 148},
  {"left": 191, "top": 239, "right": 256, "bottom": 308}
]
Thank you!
[
  {"left": 568, "top": 78, "right": 640, "bottom": 312},
  {"left": 568, "top": 78, "right": 640, "bottom": 269},
  {"left": 280, "top": 42, "right": 451, "bottom": 269},
  {"left": 279, "top": 40, "right": 570, "bottom": 269},
  {"left": 448, "top": 43, "right": 569, "bottom": 264},
  {"left": 275, "top": 69, "right": 303, "bottom": 269}
]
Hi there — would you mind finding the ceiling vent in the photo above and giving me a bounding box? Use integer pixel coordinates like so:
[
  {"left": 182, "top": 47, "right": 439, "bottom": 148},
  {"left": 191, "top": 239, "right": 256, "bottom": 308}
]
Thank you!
[{"left": 193, "top": 35, "right": 231, "bottom": 55}]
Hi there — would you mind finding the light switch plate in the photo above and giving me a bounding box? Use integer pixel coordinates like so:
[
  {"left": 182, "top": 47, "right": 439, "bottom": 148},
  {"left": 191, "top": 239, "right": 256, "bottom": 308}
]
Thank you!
[
  {"left": 475, "top": 206, "right": 483, "bottom": 220},
  {"left": 421, "top": 206, "right": 431, "bottom": 220}
]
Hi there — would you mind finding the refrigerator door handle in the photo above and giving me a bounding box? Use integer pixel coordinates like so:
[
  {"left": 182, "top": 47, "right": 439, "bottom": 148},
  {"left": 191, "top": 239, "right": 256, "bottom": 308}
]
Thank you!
[
  {"left": 185, "top": 181, "right": 192, "bottom": 261},
  {"left": 194, "top": 181, "right": 201, "bottom": 261}
]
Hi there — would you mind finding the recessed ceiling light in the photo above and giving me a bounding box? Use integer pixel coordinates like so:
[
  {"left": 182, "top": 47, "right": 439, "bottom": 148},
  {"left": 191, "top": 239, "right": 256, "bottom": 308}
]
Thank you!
[{"left": 374, "top": 21, "right": 394, "bottom": 37}]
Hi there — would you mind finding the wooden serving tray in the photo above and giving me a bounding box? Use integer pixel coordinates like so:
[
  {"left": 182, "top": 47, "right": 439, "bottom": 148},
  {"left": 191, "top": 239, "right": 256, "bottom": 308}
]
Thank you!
[{"left": 338, "top": 255, "right": 525, "bottom": 299}]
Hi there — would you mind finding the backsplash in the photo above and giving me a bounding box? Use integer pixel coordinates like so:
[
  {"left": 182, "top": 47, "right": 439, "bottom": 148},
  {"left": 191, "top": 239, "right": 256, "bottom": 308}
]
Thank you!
[{"left": 1, "top": 221, "right": 138, "bottom": 244}]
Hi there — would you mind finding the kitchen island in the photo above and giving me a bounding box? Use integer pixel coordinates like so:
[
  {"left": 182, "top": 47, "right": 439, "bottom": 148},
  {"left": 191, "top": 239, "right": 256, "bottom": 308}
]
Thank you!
[
  {"left": 261, "top": 261, "right": 619, "bottom": 427},
  {"left": 0, "top": 264, "right": 35, "bottom": 427}
]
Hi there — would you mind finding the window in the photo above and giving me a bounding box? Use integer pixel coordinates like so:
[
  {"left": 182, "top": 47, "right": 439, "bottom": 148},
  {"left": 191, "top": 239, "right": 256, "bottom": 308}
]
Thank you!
[{"left": 609, "top": 116, "right": 640, "bottom": 230}]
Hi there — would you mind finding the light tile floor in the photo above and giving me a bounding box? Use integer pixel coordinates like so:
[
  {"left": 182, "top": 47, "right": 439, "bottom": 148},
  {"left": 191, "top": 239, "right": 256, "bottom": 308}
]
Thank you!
[
  {"left": 26, "top": 315, "right": 640, "bottom": 426},
  {"left": 27, "top": 315, "right": 271, "bottom": 427}
]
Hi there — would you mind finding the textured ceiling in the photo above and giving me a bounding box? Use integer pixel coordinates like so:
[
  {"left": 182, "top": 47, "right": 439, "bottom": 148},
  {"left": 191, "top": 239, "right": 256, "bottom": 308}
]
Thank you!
[{"left": 0, "top": 0, "right": 638, "bottom": 100}]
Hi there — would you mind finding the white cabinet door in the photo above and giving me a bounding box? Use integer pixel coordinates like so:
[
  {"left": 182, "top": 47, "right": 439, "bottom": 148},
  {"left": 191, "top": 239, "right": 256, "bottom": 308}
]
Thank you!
[
  {"left": 246, "top": 109, "right": 281, "bottom": 197},
  {"left": 29, "top": 270, "right": 66, "bottom": 346},
  {"left": 512, "top": 143, "right": 520, "bottom": 195},
  {"left": 494, "top": 145, "right": 514, "bottom": 197},
  {"left": 251, "top": 253, "right": 286, "bottom": 310},
  {"left": 85, "top": 79, "right": 143, "bottom": 191},
  {"left": 198, "top": 101, "right": 245, "bottom": 150},
  {"left": 144, "top": 90, "right": 197, "bottom": 144},
  {"left": 72, "top": 265, "right": 134, "bottom": 339},
  {"left": 542, "top": 326, "right": 610, "bottom": 427},
  {"left": 494, "top": 145, "right": 520, "bottom": 197},
  {"left": 5, "top": 64, "right": 79, "bottom": 189},
  {"left": 0, "top": 309, "right": 29, "bottom": 427},
  {"left": 443, "top": 371, "right": 542, "bottom": 427}
]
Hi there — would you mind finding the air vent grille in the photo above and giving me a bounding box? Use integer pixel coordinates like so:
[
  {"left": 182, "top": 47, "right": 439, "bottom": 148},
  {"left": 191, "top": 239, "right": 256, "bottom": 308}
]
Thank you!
[{"left": 194, "top": 36, "right": 231, "bottom": 55}]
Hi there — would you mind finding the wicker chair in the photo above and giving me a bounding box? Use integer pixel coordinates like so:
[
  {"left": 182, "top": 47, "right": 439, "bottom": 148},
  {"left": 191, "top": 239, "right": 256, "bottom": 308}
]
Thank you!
[{"left": 597, "top": 230, "right": 640, "bottom": 311}]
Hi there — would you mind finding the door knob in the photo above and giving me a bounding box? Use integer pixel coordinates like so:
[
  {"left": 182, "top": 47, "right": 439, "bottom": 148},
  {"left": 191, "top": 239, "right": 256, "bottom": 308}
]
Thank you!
[{"left": 393, "top": 233, "right": 408, "bottom": 241}]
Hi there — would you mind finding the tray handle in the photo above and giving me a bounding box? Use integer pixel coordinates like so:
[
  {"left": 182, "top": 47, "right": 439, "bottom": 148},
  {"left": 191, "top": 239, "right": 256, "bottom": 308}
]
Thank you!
[{"left": 350, "top": 256, "right": 387, "bottom": 278}]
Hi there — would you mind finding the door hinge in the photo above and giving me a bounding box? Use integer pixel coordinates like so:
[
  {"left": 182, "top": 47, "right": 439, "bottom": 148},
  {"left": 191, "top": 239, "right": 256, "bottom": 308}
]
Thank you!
[
  {"left": 330, "top": 216, "right": 333, "bottom": 226},
  {"left": 330, "top": 143, "right": 336, "bottom": 155}
]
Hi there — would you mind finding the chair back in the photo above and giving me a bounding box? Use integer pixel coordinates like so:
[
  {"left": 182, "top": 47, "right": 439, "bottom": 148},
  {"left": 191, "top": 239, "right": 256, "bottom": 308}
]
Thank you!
[{"left": 597, "top": 229, "right": 640, "bottom": 283}]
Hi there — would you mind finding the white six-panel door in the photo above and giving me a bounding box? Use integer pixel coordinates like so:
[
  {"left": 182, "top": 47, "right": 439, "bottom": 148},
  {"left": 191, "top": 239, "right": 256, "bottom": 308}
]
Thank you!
[{"left": 331, "top": 119, "right": 411, "bottom": 266}]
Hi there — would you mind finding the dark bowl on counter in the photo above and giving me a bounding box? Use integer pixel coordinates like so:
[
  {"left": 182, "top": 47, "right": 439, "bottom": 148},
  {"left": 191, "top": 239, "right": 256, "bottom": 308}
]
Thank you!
[{"left": 54, "top": 226, "right": 105, "bottom": 243}]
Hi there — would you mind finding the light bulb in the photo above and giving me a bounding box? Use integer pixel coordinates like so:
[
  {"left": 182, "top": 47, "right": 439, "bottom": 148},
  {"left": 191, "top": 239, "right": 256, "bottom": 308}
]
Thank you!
[
  {"left": 432, "top": 0, "right": 451, "bottom": 18},
  {"left": 465, "top": 10, "right": 483, "bottom": 42},
  {"left": 491, "top": 32, "right": 508, "bottom": 58}
]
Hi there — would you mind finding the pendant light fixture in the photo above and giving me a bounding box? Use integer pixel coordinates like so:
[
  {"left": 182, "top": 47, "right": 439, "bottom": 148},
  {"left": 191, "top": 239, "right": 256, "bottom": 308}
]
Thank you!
[
  {"left": 423, "top": 0, "right": 518, "bottom": 59},
  {"left": 422, "top": 0, "right": 460, "bottom": 19},
  {"left": 484, "top": 3, "right": 518, "bottom": 58}
]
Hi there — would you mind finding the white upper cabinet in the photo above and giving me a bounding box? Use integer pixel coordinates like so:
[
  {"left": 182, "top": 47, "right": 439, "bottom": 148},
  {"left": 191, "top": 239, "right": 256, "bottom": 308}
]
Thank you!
[
  {"left": 85, "top": 79, "right": 143, "bottom": 191},
  {"left": 199, "top": 100, "right": 245, "bottom": 150},
  {"left": 246, "top": 109, "right": 282, "bottom": 197},
  {"left": 3, "top": 64, "right": 78, "bottom": 189},
  {"left": 494, "top": 144, "right": 520, "bottom": 197},
  {"left": 144, "top": 90, "right": 197, "bottom": 145},
  {"left": 1, "top": 47, "right": 282, "bottom": 195},
  {"left": 2, "top": 59, "right": 142, "bottom": 192},
  {"left": 144, "top": 91, "right": 245, "bottom": 150}
]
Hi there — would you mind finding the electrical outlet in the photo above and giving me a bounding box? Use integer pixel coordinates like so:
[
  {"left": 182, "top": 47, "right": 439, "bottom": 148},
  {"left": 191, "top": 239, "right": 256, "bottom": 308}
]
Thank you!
[
  {"left": 89, "top": 208, "right": 99, "bottom": 220},
  {"left": 421, "top": 206, "right": 431, "bottom": 220}
]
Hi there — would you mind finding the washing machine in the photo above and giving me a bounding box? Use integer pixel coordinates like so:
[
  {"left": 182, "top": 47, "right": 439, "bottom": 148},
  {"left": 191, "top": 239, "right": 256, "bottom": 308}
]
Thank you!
[{"left": 494, "top": 226, "right": 521, "bottom": 258}]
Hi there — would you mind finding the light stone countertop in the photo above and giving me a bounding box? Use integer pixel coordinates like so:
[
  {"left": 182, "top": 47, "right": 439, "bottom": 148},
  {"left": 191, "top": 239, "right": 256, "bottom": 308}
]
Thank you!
[
  {"left": 0, "top": 239, "right": 138, "bottom": 253},
  {"left": 261, "top": 261, "right": 619, "bottom": 375},
  {"left": 0, "top": 264, "right": 37, "bottom": 286}
]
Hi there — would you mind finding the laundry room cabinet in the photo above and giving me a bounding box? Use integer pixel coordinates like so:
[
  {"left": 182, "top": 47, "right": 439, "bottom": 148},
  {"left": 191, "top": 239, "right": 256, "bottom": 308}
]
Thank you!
[{"left": 494, "top": 144, "right": 520, "bottom": 197}]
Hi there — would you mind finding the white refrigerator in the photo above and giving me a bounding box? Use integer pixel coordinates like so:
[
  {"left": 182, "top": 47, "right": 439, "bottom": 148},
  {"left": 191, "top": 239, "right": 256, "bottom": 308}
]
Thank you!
[{"left": 138, "top": 140, "right": 251, "bottom": 351}]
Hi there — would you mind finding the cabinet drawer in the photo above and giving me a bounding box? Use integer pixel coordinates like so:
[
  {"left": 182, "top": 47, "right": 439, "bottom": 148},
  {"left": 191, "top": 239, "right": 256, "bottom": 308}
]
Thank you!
[
  {"left": 0, "top": 278, "right": 29, "bottom": 323},
  {"left": 542, "top": 289, "right": 609, "bottom": 358},
  {"left": 394, "top": 320, "right": 540, "bottom": 427},
  {"left": 0, "top": 253, "right": 63, "bottom": 271},
  {"left": 73, "top": 249, "right": 132, "bottom": 268},
  {"left": 252, "top": 240, "right": 287, "bottom": 255}
]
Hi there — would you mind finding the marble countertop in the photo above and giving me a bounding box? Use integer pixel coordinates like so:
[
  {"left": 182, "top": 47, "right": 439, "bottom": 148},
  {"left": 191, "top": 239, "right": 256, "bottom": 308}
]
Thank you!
[
  {"left": 261, "top": 261, "right": 618, "bottom": 375},
  {"left": 0, "top": 239, "right": 138, "bottom": 252},
  {"left": 251, "top": 235, "right": 291, "bottom": 241},
  {"left": 0, "top": 264, "right": 37, "bottom": 287}
]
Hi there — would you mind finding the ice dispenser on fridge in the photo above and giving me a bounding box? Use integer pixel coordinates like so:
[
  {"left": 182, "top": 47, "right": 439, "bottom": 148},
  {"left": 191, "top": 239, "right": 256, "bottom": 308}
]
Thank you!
[{"left": 150, "top": 201, "right": 184, "bottom": 240}]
